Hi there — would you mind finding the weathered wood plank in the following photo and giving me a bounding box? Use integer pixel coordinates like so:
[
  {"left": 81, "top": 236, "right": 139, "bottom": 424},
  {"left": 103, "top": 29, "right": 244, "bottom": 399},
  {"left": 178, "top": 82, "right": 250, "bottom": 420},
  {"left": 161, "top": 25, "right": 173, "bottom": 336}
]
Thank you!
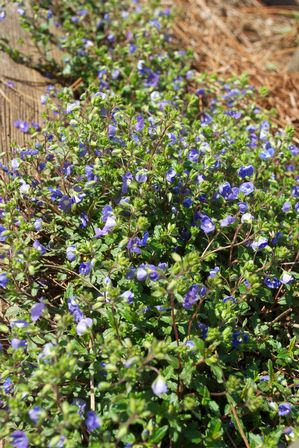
[{"left": 0, "top": 3, "right": 48, "bottom": 159}]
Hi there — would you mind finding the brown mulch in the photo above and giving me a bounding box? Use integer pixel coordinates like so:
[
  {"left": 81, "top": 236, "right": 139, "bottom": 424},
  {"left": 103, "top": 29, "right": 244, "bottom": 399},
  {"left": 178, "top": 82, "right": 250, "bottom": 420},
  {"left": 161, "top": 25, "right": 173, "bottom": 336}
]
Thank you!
[{"left": 173, "top": 0, "right": 299, "bottom": 139}]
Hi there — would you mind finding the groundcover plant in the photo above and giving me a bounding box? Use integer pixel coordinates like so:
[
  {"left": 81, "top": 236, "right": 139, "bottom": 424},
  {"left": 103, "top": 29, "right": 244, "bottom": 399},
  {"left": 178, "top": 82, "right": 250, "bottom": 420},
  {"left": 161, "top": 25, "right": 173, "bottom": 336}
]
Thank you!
[{"left": 0, "top": 1, "right": 298, "bottom": 447}]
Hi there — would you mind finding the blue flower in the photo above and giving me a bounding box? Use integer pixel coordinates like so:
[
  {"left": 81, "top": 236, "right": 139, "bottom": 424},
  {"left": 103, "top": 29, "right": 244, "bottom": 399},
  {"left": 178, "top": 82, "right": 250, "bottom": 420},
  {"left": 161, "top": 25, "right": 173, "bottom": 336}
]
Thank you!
[
  {"left": 11, "top": 430, "right": 29, "bottom": 448},
  {"left": 85, "top": 411, "right": 101, "bottom": 432},
  {"left": 72, "top": 398, "right": 87, "bottom": 417},
  {"left": 0, "top": 9, "right": 6, "bottom": 21},
  {"left": 200, "top": 215, "right": 215, "bottom": 234},
  {"left": 28, "top": 406, "right": 43, "bottom": 424},
  {"left": 136, "top": 267, "right": 148, "bottom": 281},
  {"left": 121, "top": 290, "right": 134, "bottom": 304},
  {"left": 31, "top": 302, "right": 46, "bottom": 322},
  {"left": 66, "top": 245, "right": 76, "bottom": 261},
  {"left": 259, "top": 375, "right": 270, "bottom": 382},
  {"left": 85, "top": 165, "right": 97, "bottom": 182},
  {"left": 11, "top": 339, "right": 27, "bottom": 350},
  {"left": 281, "top": 273, "right": 293, "bottom": 285},
  {"left": 264, "top": 277, "right": 281, "bottom": 289},
  {"left": 151, "top": 376, "right": 168, "bottom": 396},
  {"left": 58, "top": 196, "right": 74, "bottom": 212},
  {"left": 135, "top": 171, "right": 148, "bottom": 183},
  {"left": 239, "top": 182, "right": 254, "bottom": 196},
  {"left": 223, "top": 296, "right": 236, "bottom": 304},
  {"left": 220, "top": 215, "right": 236, "bottom": 227},
  {"left": 182, "top": 197, "right": 192, "bottom": 208},
  {"left": 3, "top": 377, "right": 13, "bottom": 394},
  {"left": 33, "top": 240, "right": 47, "bottom": 256},
  {"left": 166, "top": 168, "right": 177, "bottom": 182},
  {"left": 79, "top": 262, "right": 92, "bottom": 276},
  {"left": 282, "top": 202, "right": 291, "bottom": 213},
  {"left": 183, "top": 284, "right": 206, "bottom": 309},
  {"left": 278, "top": 403, "right": 292, "bottom": 416},
  {"left": 209, "top": 266, "right": 220, "bottom": 278},
  {"left": 80, "top": 212, "right": 89, "bottom": 228},
  {"left": 135, "top": 114, "right": 144, "bottom": 132},
  {"left": 34, "top": 218, "right": 43, "bottom": 231},
  {"left": 251, "top": 237, "right": 268, "bottom": 251},
  {"left": 66, "top": 101, "right": 80, "bottom": 114},
  {"left": 94, "top": 215, "right": 116, "bottom": 238},
  {"left": 0, "top": 225, "right": 7, "bottom": 241},
  {"left": 238, "top": 165, "right": 254, "bottom": 178},
  {"left": 67, "top": 297, "right": 83, "bottom": 322},
  {"left": 291, "top": 186, "right": 299, "bottom": 198},
  {"left": 187, "top": 149, "right": 199, "bottom": 162},
  {"left": 238, "top": 201, "right": 248, "bottom": 213},
  {"left": 76, "top": 318, "right": 92, "bottom": 336},
  {"left": 232, "top": 331, "right": 249, "bottom": 348}
]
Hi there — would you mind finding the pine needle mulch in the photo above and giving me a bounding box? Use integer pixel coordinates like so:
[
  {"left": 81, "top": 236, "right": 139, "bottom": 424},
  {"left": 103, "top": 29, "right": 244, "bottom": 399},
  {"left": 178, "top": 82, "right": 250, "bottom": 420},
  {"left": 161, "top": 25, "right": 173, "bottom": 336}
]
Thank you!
[{"left": 172, "top": 0, "right": 299, "bottom": 140}]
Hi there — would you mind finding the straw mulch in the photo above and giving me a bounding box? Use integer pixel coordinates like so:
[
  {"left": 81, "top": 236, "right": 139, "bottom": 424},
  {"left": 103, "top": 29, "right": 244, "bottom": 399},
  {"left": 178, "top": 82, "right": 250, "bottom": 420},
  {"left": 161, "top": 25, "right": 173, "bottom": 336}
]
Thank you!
[{"left": 173, "top": 0, "right": 299, "bottom": 139}]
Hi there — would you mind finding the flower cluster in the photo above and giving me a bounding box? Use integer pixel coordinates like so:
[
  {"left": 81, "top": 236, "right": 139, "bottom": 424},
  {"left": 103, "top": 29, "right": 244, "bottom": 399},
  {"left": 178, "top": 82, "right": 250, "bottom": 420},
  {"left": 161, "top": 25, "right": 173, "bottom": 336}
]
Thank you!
[{"left": 0, "top": 0, "right": 298, "bottom": 447}]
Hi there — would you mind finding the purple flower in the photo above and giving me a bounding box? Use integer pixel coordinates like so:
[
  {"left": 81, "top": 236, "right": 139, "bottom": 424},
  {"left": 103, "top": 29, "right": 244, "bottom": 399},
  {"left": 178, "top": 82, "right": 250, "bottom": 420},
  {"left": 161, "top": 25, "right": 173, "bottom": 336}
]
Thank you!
[
  {"left": 28, "top": 406, "right": 42, "bottom": 424},
  {"left": 151, "top": 376, "right": 168, "bottom": 396},
  {"left": 85, "top": 411, "right": 101, "bottom": 432},
  {"left": 66, "top": 245, "right": 76, "bottom": 261},
  {"left": 278, "top": 403, "right": 292, "bottom": 417},
  {"left": 135, "top": 114, "right": 144, "bottom": 132},
  {"left": 188, "top": 149, "right": 199, "bottom": 162},
  {"left": 223, "top": 296, "right": 236, "bottom": 304},
  {"left": 238, "top": 201, "right": 248, "bottom": 213},
  {"left": 80, "top": 212, "right": 89, "bottom": 228},
  {"left": 185, "top": 340, "right": 195, "bottom": 350},
  {"left": 166, "top": 168, "right": 176, "bottom": 182},
  {"left": 121, "top": 290, "right": 134, "bottom": 304},
  {"left": 282, "top": 202, "right": 291, "bottom": 213},
  {"left": 58, "top": 196, "right": 74, "bottom": 212},
  {"left": 239, "top": 182, "right": 254, "bottom": 196},
  {"left": 200, "top": 215, "right": 215, "bottom": 234},
  {"left": 11, "top": 320, "right": 28, "bottom": 329},
  {"left": 251, "top": 237, "right": 268, "bottom": 251},
  {"left": 219, "top": 182, "right": 233, "bottom": 200},
  {"left": 31, "top": 302, "right": 46, "bottom": 322},
  {"left": 72, "top": 398, "right": 87, "bottom": 417},
  {"left": 85, "top": 165, "right": 97, "bottom": 182},
  {"left": 66, "top": 101, "right": 80, "bottom": 114},
  {"left": 94, "top": 215, "right": 116, "bottom": 238},
  {"left": 76, "top": 318, "right": 92, "bottom": 336},
  {"left": 232, "top": 331, "right": 249, "bottom": 348},
  {"left": 198, "top": 322, "right": 208, "bottom": 340},
  {"left": 135, "top": 171, "right": 148, "bottom": 183},
  {"left": 220, "top": 215, "right": 236, "bottom": 227},
  {"left": 0, "top": 225, "right": 7, "bottom": 241},
  {"left": 264, "top": 277, "right": 281, "bottom": 289},
  {"left": 209, "top": 267, "right": 220, "bottom": 278},
  {"left": 136, "top": 267, "right": 148, "bottom": 281},
  {"left": 0, "top": 9, "right": 6, "bottom": 21},
  {"left": 281, "top": 273, "right": 293, "bottom": 285},
  {"left": 3, "top": 377, "right": 13, "bottom": 394},
  {"left": 183, "top": 285, "right": 206, "bottom": 310},
  {"left": 259, "top": 375, "right": 270, "bottom": 382},
  {"left": 79, "top": 262, "right": 92, "bottom": 276},
  {"left": 34, "top": 218, "right": 43, "bottom": 231},
  {"left": 183, "top": 197, "right": 192, "bottom": 208},
  {"left": 260, "top": 142, "right": 275, "bottom": 159},
  {"left": 11, "top": 430, "right": 29, "bottom": 448},
  {"left": 14, "top": 120, "right": 29, "bottom": 133},
  {"left": 108, "top": 124, "right": 116, "bottom": 138},
  {"left": 67, "top": 297, "right": 83, "bottom": 322},
  {"left": 33, "top": 240, "right": 47, "bottom": 256},
  {"left": 238, "top": 165, "right": 254, "bottom": 178},
  {"left": 11, "top": 339, "right": 27, "bottom": 350}
]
